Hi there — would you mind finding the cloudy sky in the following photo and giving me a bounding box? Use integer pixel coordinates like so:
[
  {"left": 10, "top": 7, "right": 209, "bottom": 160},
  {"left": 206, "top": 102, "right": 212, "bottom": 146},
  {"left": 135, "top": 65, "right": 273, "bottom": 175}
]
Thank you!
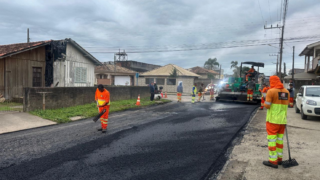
[{"left": 1, "top": 0, "right": 320, "bottom": 75}]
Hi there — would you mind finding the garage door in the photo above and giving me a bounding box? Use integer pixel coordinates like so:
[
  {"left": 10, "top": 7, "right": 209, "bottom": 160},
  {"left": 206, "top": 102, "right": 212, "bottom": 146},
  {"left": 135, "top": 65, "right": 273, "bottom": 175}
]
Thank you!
[{"left": 115, "top": 76, "right": 131, "bottom": 86}]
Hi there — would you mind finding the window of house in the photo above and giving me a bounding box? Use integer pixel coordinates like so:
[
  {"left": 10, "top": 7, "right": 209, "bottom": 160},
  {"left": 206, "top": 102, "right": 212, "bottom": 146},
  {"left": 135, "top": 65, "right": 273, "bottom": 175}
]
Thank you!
[
  {"left": 167, "top": 78, "right": 176, "bottom": 85},
  {"left": 156, "top": 78, "right": 165, "bottom": 85},
  {"left": 145, "top": 78, "right": 154, "bottom": 84},
  {"left": 33, "top": 67, "right": 42, "bottom": 87},
  {"left": 316, "top": 49, "right": 320, "bottom": 57},
  {"left": 75, "top": 67, "right": 87, "bottom": 83}
]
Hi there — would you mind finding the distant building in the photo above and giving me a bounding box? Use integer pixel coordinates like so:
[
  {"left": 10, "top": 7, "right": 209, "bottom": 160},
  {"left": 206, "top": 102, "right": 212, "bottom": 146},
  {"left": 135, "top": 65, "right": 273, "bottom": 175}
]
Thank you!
[
  {"left": 138, "top": 64, "right": 200, "bottom": 92},
  {"left": 116, "top": 60, "right": 161, "bottom": 73},
  {"left": 95, "top": 63, "right": 136, "bottom": 86},
  {"left": 187, "top": 66, "right": 219, "bottom": 79},
  {"left": 0, "top": 38, "right": 101, "bottom": 99},
  {"left": 288, "top": 68, "right": 304, "bottom": 75}
]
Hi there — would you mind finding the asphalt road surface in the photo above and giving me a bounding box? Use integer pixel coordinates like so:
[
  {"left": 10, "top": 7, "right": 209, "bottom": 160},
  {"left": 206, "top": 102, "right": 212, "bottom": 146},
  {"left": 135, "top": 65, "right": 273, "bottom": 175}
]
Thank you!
[{"left": 0, "top": 101, "right": 257, "bottom": 180}]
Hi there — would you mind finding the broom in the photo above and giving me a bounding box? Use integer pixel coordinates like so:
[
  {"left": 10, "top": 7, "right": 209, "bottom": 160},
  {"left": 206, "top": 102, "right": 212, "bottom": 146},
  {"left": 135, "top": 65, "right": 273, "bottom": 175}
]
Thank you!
[{"left": 282, "top": 126, "right": 299, "bottom": 168}]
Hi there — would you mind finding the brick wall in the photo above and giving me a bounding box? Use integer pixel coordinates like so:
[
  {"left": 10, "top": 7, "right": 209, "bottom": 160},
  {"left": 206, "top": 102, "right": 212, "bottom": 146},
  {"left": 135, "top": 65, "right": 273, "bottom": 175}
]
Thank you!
[{"left": 23, "top": 86, "right": 149, "bottom": 111}]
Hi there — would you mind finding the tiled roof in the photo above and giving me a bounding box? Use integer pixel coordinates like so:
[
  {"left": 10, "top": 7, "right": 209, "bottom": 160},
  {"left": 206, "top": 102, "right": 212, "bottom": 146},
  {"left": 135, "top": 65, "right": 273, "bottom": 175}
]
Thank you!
[
  {"left": 95, "top": 64, "right": 136, "bottom": 74},
  {"left": 141, "top": 64, "right": 200, "bottom": 77},
  {"left": 0, "top": 40, "right": 52, "bottom": 58},
  {"left": 188, "top": 66, "right": 219, "bottom": 75}
]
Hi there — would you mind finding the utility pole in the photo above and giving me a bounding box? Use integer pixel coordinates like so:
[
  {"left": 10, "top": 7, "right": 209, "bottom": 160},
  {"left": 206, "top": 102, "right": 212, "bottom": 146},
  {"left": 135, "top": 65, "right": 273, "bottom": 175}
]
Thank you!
[
  {"left": 27, "top": 28, "right": 30, "bottom": 43},
  {"left": 292, "top": 46, "right": 295, "bottom": 81},
  {"left": 284, "top": 62, "right": 286, "bottom": 78},
  {"left": 264, "top": 0, "right": 289, "bottom": 80},
  {"left": 219, "top": 65, "right": 222, "bottom": 79}
]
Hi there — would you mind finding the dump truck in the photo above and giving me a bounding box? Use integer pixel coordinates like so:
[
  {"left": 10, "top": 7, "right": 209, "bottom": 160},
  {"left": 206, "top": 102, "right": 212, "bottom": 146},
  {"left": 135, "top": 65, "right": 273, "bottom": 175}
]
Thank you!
[{"left": 216, "top": 61, "right": 267, "bottom": 103}]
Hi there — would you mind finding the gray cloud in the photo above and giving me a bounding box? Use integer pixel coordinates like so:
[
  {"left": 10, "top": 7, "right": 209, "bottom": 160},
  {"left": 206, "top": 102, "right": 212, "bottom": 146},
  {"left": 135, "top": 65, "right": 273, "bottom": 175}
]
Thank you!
[{"left": 1, "top": 0, "right": 320, "bottom": 75}]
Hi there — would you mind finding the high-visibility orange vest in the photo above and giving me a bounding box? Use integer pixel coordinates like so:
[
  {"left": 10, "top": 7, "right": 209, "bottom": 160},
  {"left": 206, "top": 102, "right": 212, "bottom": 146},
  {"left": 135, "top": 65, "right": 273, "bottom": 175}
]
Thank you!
[{"left": 95, "top": 88, "right": 110, "bottom": 106}]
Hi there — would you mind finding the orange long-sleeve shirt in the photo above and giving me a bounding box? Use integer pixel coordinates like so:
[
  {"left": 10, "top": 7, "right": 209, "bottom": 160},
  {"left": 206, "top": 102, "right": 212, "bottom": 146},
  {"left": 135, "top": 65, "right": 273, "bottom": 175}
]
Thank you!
[{"left": 95, "top": 88, "right": 110, "bottom": 106}]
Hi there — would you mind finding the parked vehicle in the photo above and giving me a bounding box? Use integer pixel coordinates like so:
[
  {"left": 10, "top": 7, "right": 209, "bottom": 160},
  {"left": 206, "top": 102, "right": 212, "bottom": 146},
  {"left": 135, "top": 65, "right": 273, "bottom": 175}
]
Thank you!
[{"left": 295, "top": 85, "right": 320, "bottom": 120}]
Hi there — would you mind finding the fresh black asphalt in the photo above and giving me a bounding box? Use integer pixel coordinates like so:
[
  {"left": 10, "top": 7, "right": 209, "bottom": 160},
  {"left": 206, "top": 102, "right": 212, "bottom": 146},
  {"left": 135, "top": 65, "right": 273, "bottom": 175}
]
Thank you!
[{"left": 0, "top": 102, "right": 257, "bottom": 180}]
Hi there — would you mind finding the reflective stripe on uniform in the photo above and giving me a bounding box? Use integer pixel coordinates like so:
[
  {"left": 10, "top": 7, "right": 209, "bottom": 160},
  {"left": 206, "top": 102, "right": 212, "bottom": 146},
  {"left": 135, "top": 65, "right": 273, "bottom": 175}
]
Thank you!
[
  {"left": 268, "top": 139, "right": 276, "bottom": 142},
  {"left": 265, "top": 101, "right": 271, "bottom": 105},
  {"left": 269, "top": 155, "right": 277, "bottom": 159},
  {"left": 277, "top": 138, "right": 283, "bottom": 141}
]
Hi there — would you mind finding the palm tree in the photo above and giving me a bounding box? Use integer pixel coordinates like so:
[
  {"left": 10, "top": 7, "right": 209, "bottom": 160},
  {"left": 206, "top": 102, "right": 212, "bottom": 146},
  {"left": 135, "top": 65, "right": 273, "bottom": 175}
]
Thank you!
[
  {"left": 204, "top": 58, "right": 219, "bottom": 70},
  {"left": 230, "top": 61, "right": 238, "bottom": 69},
  {"left": 230, "top": 61, "right": 240, "bottom": 78}
]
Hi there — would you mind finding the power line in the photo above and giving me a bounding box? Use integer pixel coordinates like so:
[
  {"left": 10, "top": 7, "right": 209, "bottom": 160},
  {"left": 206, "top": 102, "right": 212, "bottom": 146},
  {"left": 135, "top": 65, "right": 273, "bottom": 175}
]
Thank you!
[{"left": 257, "top": 0, "right": 265, "bottom": 24}]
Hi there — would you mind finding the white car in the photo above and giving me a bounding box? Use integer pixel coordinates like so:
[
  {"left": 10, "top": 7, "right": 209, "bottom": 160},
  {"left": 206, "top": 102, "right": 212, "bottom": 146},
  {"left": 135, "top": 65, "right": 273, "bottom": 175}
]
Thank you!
[{"left": 295, "top": 85, "right": 320, "bottom": 120}]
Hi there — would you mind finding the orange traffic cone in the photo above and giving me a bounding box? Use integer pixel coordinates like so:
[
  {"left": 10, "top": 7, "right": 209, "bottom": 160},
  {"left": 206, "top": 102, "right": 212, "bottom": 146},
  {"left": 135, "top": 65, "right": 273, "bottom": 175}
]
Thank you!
[
  {"left": 136, "top": 94, "right": 141, "bottom": 106},
  {"left": 165, "top": 91, "right": 167, "bottom": 98}
]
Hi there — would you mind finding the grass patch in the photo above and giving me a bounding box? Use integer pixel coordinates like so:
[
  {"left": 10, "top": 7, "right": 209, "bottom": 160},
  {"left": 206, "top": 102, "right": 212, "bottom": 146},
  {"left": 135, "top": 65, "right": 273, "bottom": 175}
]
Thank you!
[
  {"left": 30, "top": 97, "right": 171, "bottom": 123},
  {"left": 0, "top": 102, "right": 23, "bottom": 112}
]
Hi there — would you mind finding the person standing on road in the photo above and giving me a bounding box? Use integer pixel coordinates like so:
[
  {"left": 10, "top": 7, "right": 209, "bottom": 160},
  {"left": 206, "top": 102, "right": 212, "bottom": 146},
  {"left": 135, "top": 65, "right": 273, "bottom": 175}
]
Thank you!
[
  {"left": 150, "top": 82, "right": 155, "bottom": 101},
  {"left": 198, "top": 83, "right": 204, "bottom": 102},
  {"left": 259, "top": 83, "right": 269, "bottom": 110},
  {"left": 246, "top": 78, "right": 255, "bottom": 101},
  {"left": 177, "top": 82, "right": 183, "bottom": 102},
  {"left": 210, "top": 84, "right": 215, "bottom": 101},
  {"left": 287, "top": 83, "right": 295, "bottom": 108},
  {"left": 154, "top": 82, "right": 158, "bottom": 93},
  {"left": 192, "top": 83, "right": 197, "bottom": 104},
  {"left": 263, "top": 75, "right": 290, "bottom": 168},
  {"left": 95, "top": 84, "right": 110, "bottom": 133}
]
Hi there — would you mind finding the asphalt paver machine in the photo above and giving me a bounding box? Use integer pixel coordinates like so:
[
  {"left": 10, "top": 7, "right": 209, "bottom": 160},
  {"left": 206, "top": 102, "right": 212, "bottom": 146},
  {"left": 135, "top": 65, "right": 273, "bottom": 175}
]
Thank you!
[{"left": 216, "top": 61, "right": 266, "bottom": 103}]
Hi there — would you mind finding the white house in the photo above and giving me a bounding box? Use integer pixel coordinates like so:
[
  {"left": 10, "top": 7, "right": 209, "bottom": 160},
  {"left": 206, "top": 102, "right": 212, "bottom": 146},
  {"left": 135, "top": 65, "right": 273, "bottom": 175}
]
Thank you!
[{"left": 53, "top": 38, "right": 101, "bottom": 87}]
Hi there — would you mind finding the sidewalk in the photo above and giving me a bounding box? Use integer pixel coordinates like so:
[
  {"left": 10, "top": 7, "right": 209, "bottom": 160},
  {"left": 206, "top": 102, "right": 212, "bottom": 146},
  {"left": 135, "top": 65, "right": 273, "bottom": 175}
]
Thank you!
[
  {"left": 0, "top": 112, "right": 56, "bottom": 134},
  {"left": 217, "top": 108, "right": 320, "bottom": 180}
]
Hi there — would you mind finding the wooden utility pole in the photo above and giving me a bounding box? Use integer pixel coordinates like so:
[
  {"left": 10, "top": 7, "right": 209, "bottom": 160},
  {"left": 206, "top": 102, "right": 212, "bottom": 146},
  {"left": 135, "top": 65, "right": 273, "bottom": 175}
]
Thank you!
[
  {"left": 292, "top": 46, "right": 295, "bottom": 81},
  {"left": 27, "top": 28, "right": 30, "bottom": 43},
  {"left": 264, "top": 0, "right": 289, "bottom": 80},
  {"left": 219, "top": 65, "right": 222, "bottom": 79}
]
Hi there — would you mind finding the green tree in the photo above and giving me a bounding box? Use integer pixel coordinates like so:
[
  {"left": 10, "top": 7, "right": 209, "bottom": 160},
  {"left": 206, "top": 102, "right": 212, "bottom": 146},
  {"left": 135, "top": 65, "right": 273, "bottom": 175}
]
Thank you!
[
  {"left": 230, "top": 61, "right": 238, "bottom": 69},
  {"left": 204, "top": 58, "right": 219, "bottom": 70},
  {"left": 230, "top": 61, "right": 239, "bottom": 77},
  {"left": 242, "top": 66, "right": 250, "bottom": 75},
  {"left": 207, "top": 73, "right": 215, "bottom": 79},
  {"left": 170, "top": 67, "right": 178, "bottom": 77}
]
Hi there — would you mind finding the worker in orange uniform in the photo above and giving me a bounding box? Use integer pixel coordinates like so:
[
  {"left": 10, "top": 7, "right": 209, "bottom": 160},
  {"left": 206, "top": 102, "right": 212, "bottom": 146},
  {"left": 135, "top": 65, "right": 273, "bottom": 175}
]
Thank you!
[
  {"left": 259, "top": 83, "right": 269, "bottom": 110},
  {"left": 210, "top": 84, "right": 215, "bottom": 100},
  {"left": 246, "top": 78, "right": 255, "bottom": 101},
  {"left": 95, "top": 84, "right": 110, "bottom": 133},
  {"left": 198, "top": 83, "right": 204, "bottom": 102},
  {"left": 287, "top": 83, "right": 295, "bottom": 108},
  {"left": 263, "top": 76, "right": 289, "bottom": 168},
  {"left": 246, "top": 66, "right": 255, "bottom": 81}
]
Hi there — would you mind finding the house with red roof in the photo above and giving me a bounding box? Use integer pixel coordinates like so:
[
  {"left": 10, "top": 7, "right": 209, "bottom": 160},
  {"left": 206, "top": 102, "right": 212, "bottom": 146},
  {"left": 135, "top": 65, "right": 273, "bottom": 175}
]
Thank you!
[{"left": 0, "top": 38, "right": 101, "bottom": 100}]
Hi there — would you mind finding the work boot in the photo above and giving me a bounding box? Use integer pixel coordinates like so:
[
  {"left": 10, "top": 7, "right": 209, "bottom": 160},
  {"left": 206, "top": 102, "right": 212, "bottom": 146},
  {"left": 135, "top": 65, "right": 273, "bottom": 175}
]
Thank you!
[
  {"left": 263, "top": 161, "right": 278, "bottom": 169},
  {"left": 97, "top": 128, "right": 102, "bottom": 131},
  {"left": 278, "top": 161, "right": 282, "bottom": 165},
  {"left": 102, "top": 129, "right": 107, "bottom": 133}
]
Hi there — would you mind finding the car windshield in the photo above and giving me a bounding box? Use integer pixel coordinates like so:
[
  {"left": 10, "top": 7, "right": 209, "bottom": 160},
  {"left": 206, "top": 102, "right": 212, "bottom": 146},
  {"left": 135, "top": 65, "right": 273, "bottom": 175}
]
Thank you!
[{"left": 305, "top": 87, "right": 320, "bottom": 97}]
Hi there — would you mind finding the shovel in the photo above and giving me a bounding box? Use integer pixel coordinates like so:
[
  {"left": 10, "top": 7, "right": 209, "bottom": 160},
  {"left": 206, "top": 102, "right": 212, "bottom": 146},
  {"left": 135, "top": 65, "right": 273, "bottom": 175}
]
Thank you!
[{"left": 282, "top": 126, "right": 299, "bottom": 168}]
